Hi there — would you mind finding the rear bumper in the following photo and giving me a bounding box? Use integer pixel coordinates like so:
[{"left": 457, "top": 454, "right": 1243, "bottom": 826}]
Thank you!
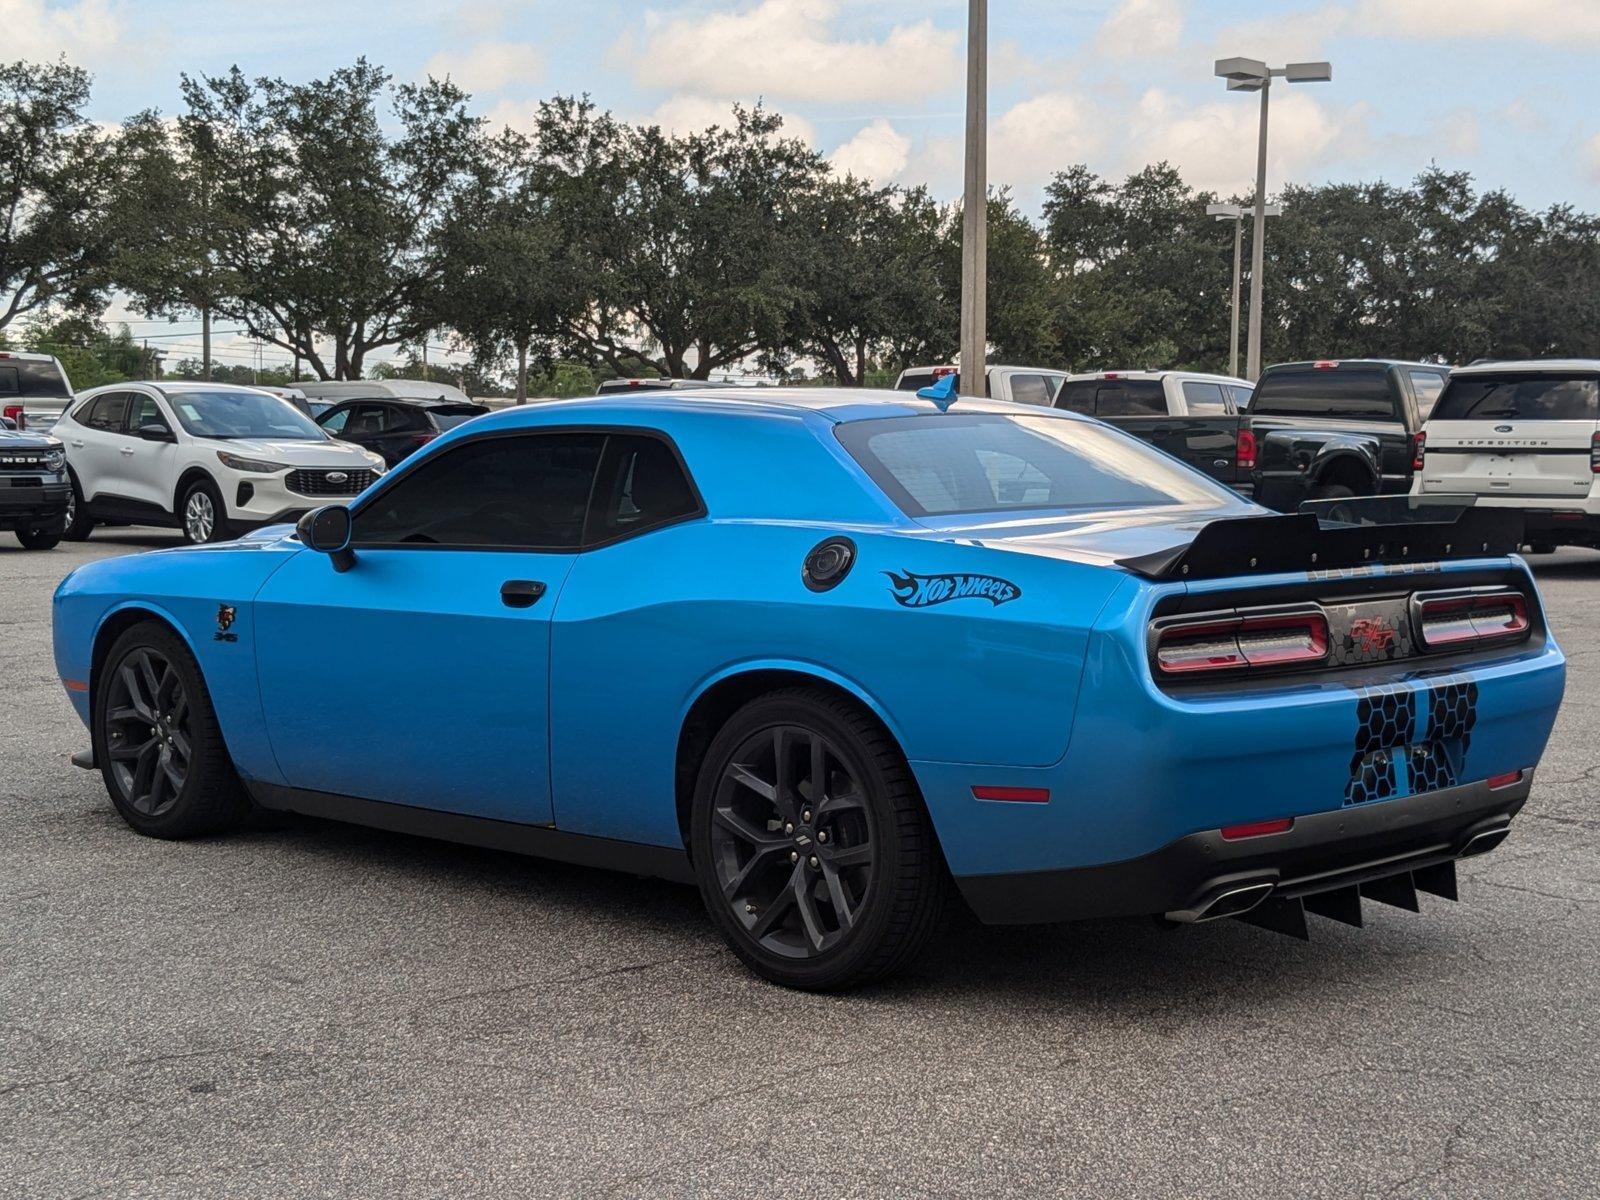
[
  {"left": 957, "top": 772, "right": 1529, "bottom": 924},
  {"left": 0, "top": 481, "right": 70, "bottom": 529}
]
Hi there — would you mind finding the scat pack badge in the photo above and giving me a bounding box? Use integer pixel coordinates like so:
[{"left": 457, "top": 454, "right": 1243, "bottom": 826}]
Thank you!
[
  {"left": 884, "top": 570, "right": 1021, "bottom": 609},
  {"left": 214, "top": 603, "right": 238, "bottom": 643}
]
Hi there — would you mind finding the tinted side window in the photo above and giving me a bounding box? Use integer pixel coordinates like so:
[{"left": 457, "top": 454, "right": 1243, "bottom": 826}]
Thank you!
[
  {"left": 1431, "top": 374, "right": 1600, "bottom": 422},
  {"left": 586, "top": 434, "right": 702, "bottom": 544},
  {"left": 354, "top": 433, "right": 606, "bottom": 549},
  {"left": 85, "top": 393, "right": 131, "bottom": 432},
  {"left": 1181, "top": 381, "right": 1228, "bottom": 414},
  {"left": 319, "top": 406, "right": 351, "bottom": 435},
  {"left": 127, "top": 394, "right": 169, "bottom": 431},
  {"left": 1094, "top": 380, "right": 1166, "bottom": 417},
  {"left": 1055, "top": 381, "right": 1095, "bottom": 414},
  {"left": 1408, "top": 370, "right": 1447, "bottom": 419},
  {"left": 1251, "top": 367, "right": 1398, "bottom": 420},
  {"left": 1228, "top": 384, "right": 1254, "bottom": 410}
]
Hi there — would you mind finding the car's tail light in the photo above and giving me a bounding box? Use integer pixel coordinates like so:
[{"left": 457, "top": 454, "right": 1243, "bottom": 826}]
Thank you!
[
  {"left": 411, "top": 432, "right": 438, "bottom": 447},
  {"left": 1487, "top": 770, "right": 1523, "bottom": 789},
  {"left": 1235, "top": 427, "right": 1256, "bottom": 470},
  {"left": 1220, "top": 817, "right": 1293, "bottom": 840},
  {"left": 1590, "top": 431, "right": 1599, "bottom": 474},
  {"left": 2, "top": 404, "right": 23, "bottom": 429},
  {"left": 1313, "top": 360, "right": 1339, "bottom": 369},
  {"left": 1154, "top": 608, "right": 1328, "bottom": 676},
  {"left": 1413, "top": 589, "right": 1530, "bottom": 651},
  {"left": 1412, "top": 431, "right": 1426, "bottom": 472}
]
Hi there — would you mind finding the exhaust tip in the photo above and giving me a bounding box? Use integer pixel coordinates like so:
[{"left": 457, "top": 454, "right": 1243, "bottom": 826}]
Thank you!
[
  {"left": 1167, "top": 879, "right": 1276, "bottom": 924},
  {"left": 1459, "top": 825, "right": 1510, "bottom": 859}
]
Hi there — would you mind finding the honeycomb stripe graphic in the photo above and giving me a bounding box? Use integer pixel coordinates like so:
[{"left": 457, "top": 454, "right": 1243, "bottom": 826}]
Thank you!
[{"left": 1345, "top": 677, "right": 1478, "bottom": 806}]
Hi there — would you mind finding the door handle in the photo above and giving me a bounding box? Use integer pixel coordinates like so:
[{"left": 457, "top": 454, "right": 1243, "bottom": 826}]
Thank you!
[
  {"left": 119, "top": 447, "right": 135, "bottom": 456},
  {"left": 70, "top": 440, "right": 84, "bottom": 448},
  {"left": 500, "top": 580, "right": 547, "bottom": 609}
]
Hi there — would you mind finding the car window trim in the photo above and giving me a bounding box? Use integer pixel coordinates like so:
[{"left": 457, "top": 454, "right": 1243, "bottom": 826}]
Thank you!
[{"left": 342, "top": 424, "right": 707, "bottom": 555}]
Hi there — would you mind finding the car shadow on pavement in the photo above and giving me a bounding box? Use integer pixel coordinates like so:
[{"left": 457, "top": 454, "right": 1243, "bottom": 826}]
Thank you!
[{"left": 244, "top": 809, "right": 1426, "bottom": 1009}]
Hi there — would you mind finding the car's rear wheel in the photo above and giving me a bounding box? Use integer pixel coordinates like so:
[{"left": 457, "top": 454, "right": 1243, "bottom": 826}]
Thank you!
[
  {"left": 181, "top": 478, "right": 227, "bottom": 544},
  {"left": 94, "top": 621, "right": 251, "bottom": 838},
  {"left": 63, "top": 470, "right": 94, "bottom": 541},
  {"left": 691, "top": 688, "right": 947, "bottom": 990},
  {"left": 16, "top": 526, "right": 62, "bottom": 550},
  {"left": 1309, "top": 482, "right": 1356, "bottom": 501}
]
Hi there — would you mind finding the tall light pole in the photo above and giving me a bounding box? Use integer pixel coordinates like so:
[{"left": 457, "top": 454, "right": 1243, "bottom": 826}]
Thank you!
[
  {"left": 959, "top": 0, "right": 987, "bottom": 395},
  {"left": 1214, "top": 57, "right": 1331, "bottom": 380},
  {"left": 1206, "top": 201, "right": 1280, "bottom": 379}
]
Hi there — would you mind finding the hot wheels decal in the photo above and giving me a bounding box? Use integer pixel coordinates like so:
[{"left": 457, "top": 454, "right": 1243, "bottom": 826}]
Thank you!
[{"left": 884, "top": 570, "right": 1021, "bottom": 608}]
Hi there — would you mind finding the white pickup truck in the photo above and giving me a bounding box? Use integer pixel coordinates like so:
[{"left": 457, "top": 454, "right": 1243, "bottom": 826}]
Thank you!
[
  {"left": 0, "top": 350, "right": 75, "bottom": 433},
  {"left": 894, "top": 364, "right": 1068, "bottom": 406}
]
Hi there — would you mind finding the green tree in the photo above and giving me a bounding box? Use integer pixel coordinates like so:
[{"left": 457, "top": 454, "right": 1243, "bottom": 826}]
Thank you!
[{"left": 0, "top": 59, "right": 116, "bottom": 333}]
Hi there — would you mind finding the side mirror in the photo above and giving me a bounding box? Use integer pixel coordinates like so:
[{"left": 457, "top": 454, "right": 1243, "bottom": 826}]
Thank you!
[
  {"left": 296, "top": 505, "right": 355, "bottom": 572},
  {"left": 137, "top": 423, "right": 175, "bottom": 442}
]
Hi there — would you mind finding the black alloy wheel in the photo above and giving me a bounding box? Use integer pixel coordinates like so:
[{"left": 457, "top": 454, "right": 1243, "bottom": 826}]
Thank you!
[
  {"left": 691, "top": 688, "right": 947, "bottom": 990},
  {"left": 95, "top": 621, "right": 251, "bottom": 838},
  {"left": 103, "top": 645, "right": 193, "bottom": 819},
  {"left": 710, "top": 723, "right": 876, "bottom": 959}
]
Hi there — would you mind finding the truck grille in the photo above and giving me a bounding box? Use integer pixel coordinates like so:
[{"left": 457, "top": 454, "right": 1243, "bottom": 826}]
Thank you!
[
  {"left": 285, "top": 468, "right": 376, "bottom": 497},
  {"left": 0, "top": 450, "right": 55, "bottom": 470}
]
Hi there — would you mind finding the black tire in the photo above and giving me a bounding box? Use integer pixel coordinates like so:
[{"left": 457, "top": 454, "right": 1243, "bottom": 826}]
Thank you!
[
  {"left": 16, "top": 526, "right": 62, "bottom": 550},
  {"left": 93, "top": 620, "right": 251, "bottom": 839},
  {"left": 1309, "top": 482, "right": 1357, "bottom": 501},
  {"left": 180, "top": 477, "right": 228, "bottom": 544},
  {"left": 63, "top": 469, "right": 95, "bottom": 541},
  {"left": 690, "top": 687, "right": 947, "bottom": 990}
]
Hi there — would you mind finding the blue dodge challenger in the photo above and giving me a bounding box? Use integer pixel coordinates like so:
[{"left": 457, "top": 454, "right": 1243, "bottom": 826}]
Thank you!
[{"left": 52, "top": 386, "right": 1566, "bottom": 989}]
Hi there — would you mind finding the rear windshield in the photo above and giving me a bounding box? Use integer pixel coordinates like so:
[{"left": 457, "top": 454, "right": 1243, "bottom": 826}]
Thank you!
[
  {"left": 1251, "top": 366, "right": 1397, "bottom": 420},
  {"left": 1430, "top": 374, "right": 1600, "bottom": 422},
  {"left": 0, "top": 359, "right": 70, "bottom": 398},
  {"left": 897, "top": 371, "right": 956, "bottom": 393},
  {"left": 1056, "top": 379, "right": 1165, "bottom": 417},
  {"left": 837, "top": 413, "right": 1236, "bottom": 518},
  {"left": 428, "top": 405, "right": 490, "bottom": 430}
]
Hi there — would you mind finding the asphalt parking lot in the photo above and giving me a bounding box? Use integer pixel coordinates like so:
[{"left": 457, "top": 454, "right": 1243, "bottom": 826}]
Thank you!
[{"left": 3, "top": 532, "right": 1598, "bottom": 1199}]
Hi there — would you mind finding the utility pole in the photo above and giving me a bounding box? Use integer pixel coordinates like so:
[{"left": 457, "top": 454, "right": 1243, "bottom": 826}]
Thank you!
[
  {"left": 958, "top": 0, "right": 987, "bottom": 396},
  {"left": 201, "top": 304, "right": 211, "bottom": 382}
]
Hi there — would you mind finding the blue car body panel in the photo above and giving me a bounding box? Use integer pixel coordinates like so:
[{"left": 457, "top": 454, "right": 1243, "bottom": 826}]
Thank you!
[{"left": 51, "top": 389, "right": 1567, "bottom": 918}]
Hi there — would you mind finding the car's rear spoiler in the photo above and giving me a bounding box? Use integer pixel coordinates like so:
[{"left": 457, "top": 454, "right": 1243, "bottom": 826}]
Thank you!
[{"left": 1117, "top": 497, "right": 1526, "bottom": 581}]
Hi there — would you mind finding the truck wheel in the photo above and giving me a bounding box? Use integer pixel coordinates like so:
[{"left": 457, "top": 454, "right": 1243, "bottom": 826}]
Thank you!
[
  {"left": 16, "top": 527, "right": 62, "bottom": 550},
  {"left": 690, "top": 687, "right": 948, "bottom": 991},
  {"left": 180, "top": 478, "right": 228, "bottom": 544},
  {"left": 94, "top": 620, "right": 252, "bottom": 839},
  {"left": 1309, "top": 483, "right": 1356, "bottom": 501},
  {"left": 64, "top": 471, "right": 95, "bottom": 541}
]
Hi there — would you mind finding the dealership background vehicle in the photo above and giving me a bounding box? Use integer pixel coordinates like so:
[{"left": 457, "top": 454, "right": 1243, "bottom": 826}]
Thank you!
[
  {"left": 58, "top": 382, "right": 386, "bottom": 543},
  {"left": 1415, "top": 360, "right": 1600, "bottom": 553},
  {"left": 1246, "top": 359, "right": 1449, "bottom": 511},
  {"left": 52, "top": 388, "right": 1564, "bottom": 990},
  {"left": 596, "top": 378, "right": 741, "bottom": 394},
  {"left": 0, "top": 350, "right": 74, "bottom": 433},
  {"left": 1054, "top": 370, "right": 1255, "bottom": 491},
  {"left": 0, "top": 426, "right": 70, "bottom": 548},
  {"left": 894, "top": 364, "right": 1068, "bottom": 406},
  {"left": 293, "top": 378, "right": 474, "bottom": 405},
  {"left": 316, "top": 395, "right": 492, "bottom": 467}
]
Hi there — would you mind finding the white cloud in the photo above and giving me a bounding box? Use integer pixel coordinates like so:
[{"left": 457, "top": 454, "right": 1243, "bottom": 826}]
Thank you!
[
  {"left": 0, "top": 0, "right": 124, "bottom": 63},
  {"left": 989, "top": 93, "right": 1105, "bottom": 190},
  {"left": 829, "top": 119, "right": 911, "bottom": 183},
  {"left": 645, "top": 94, "right": 817, "bottom": 145},
  {"left": 1354, "top": 0, "right": 1600, "bottom": 45},
  {"left": 624, "top": 0, "right": 960, "bottom": 104},
  {"left": 424, "top": 41, "right": 542, "bottom": 95},
  {"left": 1096, "top": 0, "right": 1185, "bottom": 58},
  {"left": 1583, "top": 133, "right": 1600, "bottom": 184},
  {"left": 1210, "top": 4, "right": 1351, "bottom": 63}
]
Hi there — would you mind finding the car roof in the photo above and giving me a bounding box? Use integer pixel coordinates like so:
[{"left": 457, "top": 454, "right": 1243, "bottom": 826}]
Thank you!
[
  {"left": 1067, "top": 370, "right": 1251, "bottom": 385},
  {"left": 321, "top": 394, "right": 487, "bottom": 410},
  {"left": 1448, "top": 358, "right": 1600, "bottom": 376},
  {"left": 457, "top": 387, "right": 1066, "bottom": 429},
  {"left": 0, "top": 350, "right": 60, "bottom": 363},
  {"left": 1264, "top": 359, "right": 1449, "bottom": 371}
]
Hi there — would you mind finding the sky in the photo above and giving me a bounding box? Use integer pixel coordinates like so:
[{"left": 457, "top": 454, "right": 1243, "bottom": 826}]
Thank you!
[{"left": 13, "top": 0, "right": 1600, "bottom": 372}]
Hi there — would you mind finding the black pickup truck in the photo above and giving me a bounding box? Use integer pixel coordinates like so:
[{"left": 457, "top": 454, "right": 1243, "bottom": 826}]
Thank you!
[{"left": 1246, "top": 360, "right": 1448, "bottom": 511}]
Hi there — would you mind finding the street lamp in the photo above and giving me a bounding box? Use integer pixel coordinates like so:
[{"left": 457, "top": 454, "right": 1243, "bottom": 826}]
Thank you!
[
  {"left": 959, "top": 0, "right": 987, "bottom": 394},
  {"left": 1214, "top": 56, "right": 1332, "bottom": 380},
  {"left": 1206, "top": 201, "right": 1280, "bottom": 379}
]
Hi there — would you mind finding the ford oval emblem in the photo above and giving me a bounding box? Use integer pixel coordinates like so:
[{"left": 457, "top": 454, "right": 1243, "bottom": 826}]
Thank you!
[
  {"left": 326, "top": 471, "right": 349, "bottom": 484},
  {"left": 1494, "top": 425, "right": 1513, "bottom": 433}
]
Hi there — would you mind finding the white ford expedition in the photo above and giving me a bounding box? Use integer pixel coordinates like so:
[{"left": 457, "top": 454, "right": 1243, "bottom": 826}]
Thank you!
[{"left": 1414, "top": 359, "right": 1600, "bottom": 552}]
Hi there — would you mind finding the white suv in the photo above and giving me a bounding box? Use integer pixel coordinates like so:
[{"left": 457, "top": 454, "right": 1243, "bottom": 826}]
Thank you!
[
  {"left": 58, "top": 382, "right": 386, "bottom": 544},
  {"left": 1414, "top": 360, "right": 1600, "bottom": 552}
]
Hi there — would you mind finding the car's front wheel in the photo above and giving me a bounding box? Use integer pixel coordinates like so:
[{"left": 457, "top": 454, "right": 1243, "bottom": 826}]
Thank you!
[
  {"left": 63, "top": 470, "right": 95, "bottom": 541},
  {"left": 180, "top": 478, "right": 228, "bottom": 544},
  {"left": 16, "top": 526, "right": 62, "bottom": 550},
  {"left": 94, "top": 621, "right": 251, "bottom": 838},
  {"left": 691, "top": 688, "right": 947, "bottom": 990}
]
